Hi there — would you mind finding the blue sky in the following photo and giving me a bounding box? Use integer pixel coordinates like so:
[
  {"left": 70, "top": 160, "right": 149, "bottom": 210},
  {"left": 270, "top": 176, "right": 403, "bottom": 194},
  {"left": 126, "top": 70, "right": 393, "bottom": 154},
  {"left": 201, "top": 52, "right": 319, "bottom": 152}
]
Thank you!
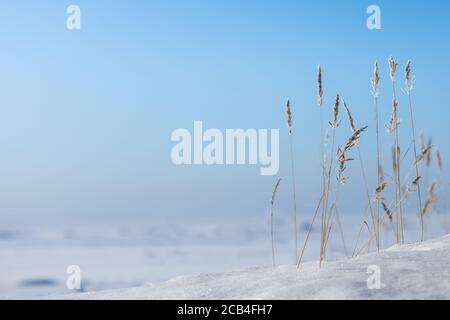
[{"left": 0, "top": 0, "right": 449, "bottom": 224}]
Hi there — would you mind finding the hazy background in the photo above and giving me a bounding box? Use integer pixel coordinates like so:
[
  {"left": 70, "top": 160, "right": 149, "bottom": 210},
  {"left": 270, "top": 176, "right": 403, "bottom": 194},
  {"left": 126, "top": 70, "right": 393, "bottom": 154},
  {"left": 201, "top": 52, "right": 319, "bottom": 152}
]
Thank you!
[{"left": 0, "top": 0, "right": 448, "bottom": 225}]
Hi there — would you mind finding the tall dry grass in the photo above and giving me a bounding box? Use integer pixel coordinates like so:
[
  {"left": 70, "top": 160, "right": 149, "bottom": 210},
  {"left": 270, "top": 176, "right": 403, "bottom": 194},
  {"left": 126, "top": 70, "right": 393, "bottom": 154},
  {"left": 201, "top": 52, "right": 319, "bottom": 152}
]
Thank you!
[
  {"left": 371, "top": 61, "right": 382, "bottom": 251},
  {"left": 320, "top": 94, "right": 341, "bottom": 265},
  {"left": 402, "top": 60, "right": 424, "bottom": 241},
  {"left": 285, "top": 99, "right": 299, "bottom": 263},
  {"left": 278, "top": 57, "right": 445, "bottom": 268},
  {"left": 388, "top": 55, "right": 405, "bottom": 244}
]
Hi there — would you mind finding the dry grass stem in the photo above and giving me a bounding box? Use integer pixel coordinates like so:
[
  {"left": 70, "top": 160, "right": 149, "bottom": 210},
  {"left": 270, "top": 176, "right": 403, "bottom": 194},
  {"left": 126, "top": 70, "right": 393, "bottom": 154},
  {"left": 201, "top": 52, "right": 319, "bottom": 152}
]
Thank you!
[
  {"left": 270, "top": 178, "right": 281, "bottom": 267},
  {"left": 285, "top": 98, "right": 298, "bottom": 263}
]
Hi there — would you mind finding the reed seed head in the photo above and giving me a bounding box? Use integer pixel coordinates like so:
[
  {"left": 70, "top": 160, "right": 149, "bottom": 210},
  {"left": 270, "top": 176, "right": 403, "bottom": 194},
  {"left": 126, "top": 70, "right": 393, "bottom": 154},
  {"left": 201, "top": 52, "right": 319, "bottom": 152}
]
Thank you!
[
  {"left": 421, "top": 181, "right": 437, "bottom": 218},
  {"left": 271, "top": 178, "right": 282, "bottom": 207},
  {"left": 336, "top": 125, "right": 367, "bottom": 184},
  {"left": 416, "top": 142, "right": 433, "bottom": 164},
  {"left": 343, "top": 99, "right": 357, "bottom": 132},
  {"left": 389, "top": 55, "right": 397, "bottom": 81},
  {"left": 404, "top": 60, "right": 415, "bottom": 94},
  {"left": 382, "top": 202, "right": 393, "bottom": 222},
  {"left": 405, "top": 60, "right": 411, "bottom": 82},
  {"left": 387, "top": 98, "right": 399, "bottom": 134},
  {"left": 371, "top": 61, "right": 380, "bottom": 97},
  {"left": 375, "top": 181, "right": 387, "bottom": 194},
  {"left": 426, "top": 138, "right": 433, "bottom": 167},
  {"left": 318, "top": 64, "right": 323, "bottom": 107},
  {"left": 436, "top": 149, "right": 443, "bottom": 171},
  {"left": 285, "top": 98, "right": 292, "bottom": 135},
  {"left": 329, "top": 94, "right": 341, "bottom": 128},
  {"left": 412, "top": 176, "right": 421, "bottom": 186}
]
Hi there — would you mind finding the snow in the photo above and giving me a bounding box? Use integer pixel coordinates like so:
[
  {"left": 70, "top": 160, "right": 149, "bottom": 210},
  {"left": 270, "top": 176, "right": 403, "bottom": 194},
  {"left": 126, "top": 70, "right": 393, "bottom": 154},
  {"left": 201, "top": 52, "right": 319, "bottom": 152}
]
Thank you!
[
  {"left": 1, "top": 213, "right": 448, "bottom": 299},
  {"left": 61, "top": 234, "right": 450, "bottom": 300},
  {"left": 0, "top": 216, "right": 346, "bottom": 299}
]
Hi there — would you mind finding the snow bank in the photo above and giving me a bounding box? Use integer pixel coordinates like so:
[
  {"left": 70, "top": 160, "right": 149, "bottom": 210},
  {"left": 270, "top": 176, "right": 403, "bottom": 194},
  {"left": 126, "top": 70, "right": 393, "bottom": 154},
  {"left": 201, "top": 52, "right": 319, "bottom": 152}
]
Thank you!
[{"left": 62, "top": 234, "right": 450, "bottom": 300}]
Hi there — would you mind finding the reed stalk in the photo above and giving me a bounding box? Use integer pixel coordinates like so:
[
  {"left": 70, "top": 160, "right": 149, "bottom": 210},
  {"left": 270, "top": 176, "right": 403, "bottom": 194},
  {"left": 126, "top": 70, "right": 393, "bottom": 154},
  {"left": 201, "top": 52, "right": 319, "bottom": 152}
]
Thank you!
[
  {"left": 270, "top": 178, "right": 281, "bottom": 267},
  {"left": 403, "top": 60, "right": 424, "bottom": 241},
  {"left": 371, "top": 61, "right": 382, "bottom": 251},
  {"left": 320, "top": 94, "right": 340, "bottom": 265},
  {"left": 388, "top": 55, "right": 404, "bottom": 244},
  {"left": 286, "top": 99, "right": 299, "bottom": 262}
]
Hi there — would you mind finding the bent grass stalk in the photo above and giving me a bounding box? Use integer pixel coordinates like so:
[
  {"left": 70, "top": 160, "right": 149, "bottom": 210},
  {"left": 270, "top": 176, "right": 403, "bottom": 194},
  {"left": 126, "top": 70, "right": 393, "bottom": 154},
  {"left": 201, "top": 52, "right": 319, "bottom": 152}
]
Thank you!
[
  {"left": 352, "top": 220, "right": 371, "bottom": 257},
  {"left": 270, "top": 178, "right": 281, "bottom": 267},
  {"left": 297, "top": 195, "right": 324, "bottom": 268}
]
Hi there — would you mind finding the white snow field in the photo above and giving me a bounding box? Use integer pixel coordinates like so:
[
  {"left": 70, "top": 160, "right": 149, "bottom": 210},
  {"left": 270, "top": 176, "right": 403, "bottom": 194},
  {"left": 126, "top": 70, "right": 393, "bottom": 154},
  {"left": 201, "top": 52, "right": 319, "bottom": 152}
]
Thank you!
[
  {"left": 0, "top": 216, "right": 344, "bottom": 299},
  {"left": 64, "top": 234, "right": 450, "bottom": 300},
  {"left": 1, "top": 214, "right": 448, "bottom": 299}
]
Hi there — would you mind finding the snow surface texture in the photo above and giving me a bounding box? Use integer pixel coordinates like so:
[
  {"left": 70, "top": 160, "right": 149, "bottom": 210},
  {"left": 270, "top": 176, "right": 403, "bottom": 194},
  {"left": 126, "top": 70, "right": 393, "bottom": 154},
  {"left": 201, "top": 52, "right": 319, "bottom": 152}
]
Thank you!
[
  {"left": 63, "top": 234, "right": 450, "bottom": 300},
  {"left": 1, "top": 213, "right": 447, "bottom": 299},
  {"left": 0, "top": 216, "right": 349, "bottom": 299}
]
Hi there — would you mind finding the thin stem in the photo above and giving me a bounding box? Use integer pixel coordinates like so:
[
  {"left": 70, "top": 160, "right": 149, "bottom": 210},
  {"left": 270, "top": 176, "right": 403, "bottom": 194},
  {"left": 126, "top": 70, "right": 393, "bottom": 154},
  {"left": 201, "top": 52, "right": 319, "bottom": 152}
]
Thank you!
[
  {"left": 318, "top": 107, "right": 326, "bottom": 266},
  {"left": 357, "top": 146, "right": 377, "bottom": 251},
  {"left": 297, "top": 195, "right": 324, "bottom": 268},
  {"left": 374, "top": 96, "right": 381, "bottom": 251},
  {"left": 270, "top": 205, "right": 275, "bottom": 267},
  {"left": 352, "top": 220, "right": 371, "bottom": 257},
  {"left": 407, "top": 93, "right": 424, "bottom": 241},
  {"left": 288, "top": 134, "right": 298, "bottom": 263},
  {"left": 392, "top": 81, "right": 404, "bottom": 244},
  {"left": 323, "top": 177, "right": 343, "bottom": 257},
  {"left": 335, "top": 206, "right": 348, "bottom": 256},
  {"left": 321, "top": 127, "right": 336, "bottom": 265}
]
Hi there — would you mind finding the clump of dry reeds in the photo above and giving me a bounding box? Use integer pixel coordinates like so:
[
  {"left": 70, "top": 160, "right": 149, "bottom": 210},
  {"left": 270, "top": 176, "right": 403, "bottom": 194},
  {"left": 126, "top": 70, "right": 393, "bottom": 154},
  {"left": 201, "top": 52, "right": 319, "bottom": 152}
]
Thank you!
[
  {"left": 270, "top": 178, "right": 281, "bottom": 267},
  {"left": 320, "top": 102, "right": 367, "bottom": 260},
  {"left": 285, "top": 58, "right": 445, "bottom": 269},
  {"left": 285, "top": 98, "right": 298, "bottom": 263}
]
